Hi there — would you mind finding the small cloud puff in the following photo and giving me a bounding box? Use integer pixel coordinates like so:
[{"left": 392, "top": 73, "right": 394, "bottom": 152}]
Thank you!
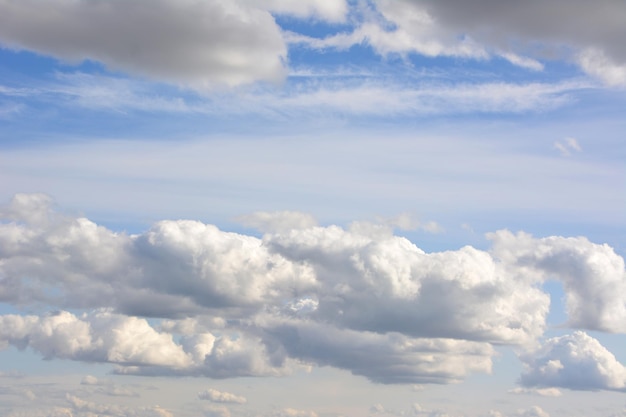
[
  {"left": 554, "top": 137, "right": 582, "bottom": 156},
  {"left": 198, "top": 388, "right": 247, "bottom": 404}
]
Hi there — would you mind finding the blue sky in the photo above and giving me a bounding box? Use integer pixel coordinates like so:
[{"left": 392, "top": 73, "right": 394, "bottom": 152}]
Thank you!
[{"left": 0, "top": 1, "right": 625, "bottom": 417}]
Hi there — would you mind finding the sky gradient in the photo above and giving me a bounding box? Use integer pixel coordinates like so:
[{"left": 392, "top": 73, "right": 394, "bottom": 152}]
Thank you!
[{"left": 0, "top": 1, "right": 625, "bottom": 417}]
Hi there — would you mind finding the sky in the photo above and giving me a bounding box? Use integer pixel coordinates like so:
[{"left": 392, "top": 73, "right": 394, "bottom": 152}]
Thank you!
[{"left": 0, "top": 1, "right": 625, "bottom": 416}]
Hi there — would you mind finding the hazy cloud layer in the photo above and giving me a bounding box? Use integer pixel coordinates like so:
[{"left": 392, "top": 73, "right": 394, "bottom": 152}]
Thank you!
[{"left": 1, "top": 194, "right": 625, "bottom": 387}]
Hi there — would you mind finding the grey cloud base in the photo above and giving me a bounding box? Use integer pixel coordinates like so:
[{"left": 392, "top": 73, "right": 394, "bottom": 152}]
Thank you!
[
  {"left": 1, "top": 194, "right": 625, "bottom": 388},
  {"left": 0, "top": 0, "right": 288, "bottom": 88}
]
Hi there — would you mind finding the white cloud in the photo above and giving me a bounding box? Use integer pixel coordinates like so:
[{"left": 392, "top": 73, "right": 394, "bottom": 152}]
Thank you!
[
  {"left": 520, "top": 331, "right": 626, "bottom": 391},
  {"left": 0, "top": 0, "right": 287, "bottom": 88},
  {"left": 500, "top": 53, "right": 544, "bottom": 72},
  {"left": 489, "top": 230, "right": 626, "bottom": 333},
  {"left": 79, "top": 375, "right": 99, "bottom": 386},
  {"left": 267, "top": 79, "right": 584, "bottom": 116},
  {"left": 0, "top": 192, "right": 55, "bottom": 226},
  {"left": 554, "top": 138, "right": 582, "bottom": 157},
  {"left": 287, "top": 1, "right": 487, "bottom": 60},
  {"left": 267, "top": 225, "right": 549, "bottom": 345},
  {"left": 0, "top": 309, "right": 301, "bottom": 378},
  {"left": 0, "top": 310, "right": 190, "bottom": 367},
  {"left": 198, "top": 388, "right": 247, "bottom": 404},
  {"left": 0, "top": 194, "right": 551, "bottom": 346},
  {"left": 577, "top": 48, "right": 626, "bottom": 87}
]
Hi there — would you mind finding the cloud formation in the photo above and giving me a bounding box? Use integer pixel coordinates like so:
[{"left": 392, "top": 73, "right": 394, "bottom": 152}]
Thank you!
[{"left": 1, "top": 194, "right": 625, "bottom": 387}]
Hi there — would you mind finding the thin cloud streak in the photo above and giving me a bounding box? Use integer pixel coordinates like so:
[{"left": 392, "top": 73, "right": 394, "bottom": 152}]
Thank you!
[{"left": 0, "top": 72, "right": 594, "bottom": 117}]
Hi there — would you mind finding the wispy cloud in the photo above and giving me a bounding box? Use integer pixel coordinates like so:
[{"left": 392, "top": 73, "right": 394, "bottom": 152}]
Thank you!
[{"left": 0, "top": 71, "right": 593, "bottom": 118}]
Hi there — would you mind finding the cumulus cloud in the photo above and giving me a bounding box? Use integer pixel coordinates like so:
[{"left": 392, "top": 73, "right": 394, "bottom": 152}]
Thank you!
[
  {"left": 0, "top": 309, "right": 298, "bottom": 378},
  {"left": 0, "top": 310, "right": 189, "bottom": 367},
  {"left": 198, "top": 388, "right": 247, "bottom": 404},
  {"left": 489, "top": 230, "right": 626, "bottom": 333},
  {"left": 520, "top": 331, "right": 626, "bottom": 391},
  {"left": 1, "top": 194, "right": 625, "bottom": 387},
  {"left": 266, "top": 225, "right": 549, "bottom": 344},
  {"left": 0, "top": 0, "right": 287, "bottom": 88}
]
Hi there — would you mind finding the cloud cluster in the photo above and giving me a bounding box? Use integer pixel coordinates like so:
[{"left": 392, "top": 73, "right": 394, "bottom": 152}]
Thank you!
[{"left": 1, "top": 194, "right": 625, "bottom": 388}]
